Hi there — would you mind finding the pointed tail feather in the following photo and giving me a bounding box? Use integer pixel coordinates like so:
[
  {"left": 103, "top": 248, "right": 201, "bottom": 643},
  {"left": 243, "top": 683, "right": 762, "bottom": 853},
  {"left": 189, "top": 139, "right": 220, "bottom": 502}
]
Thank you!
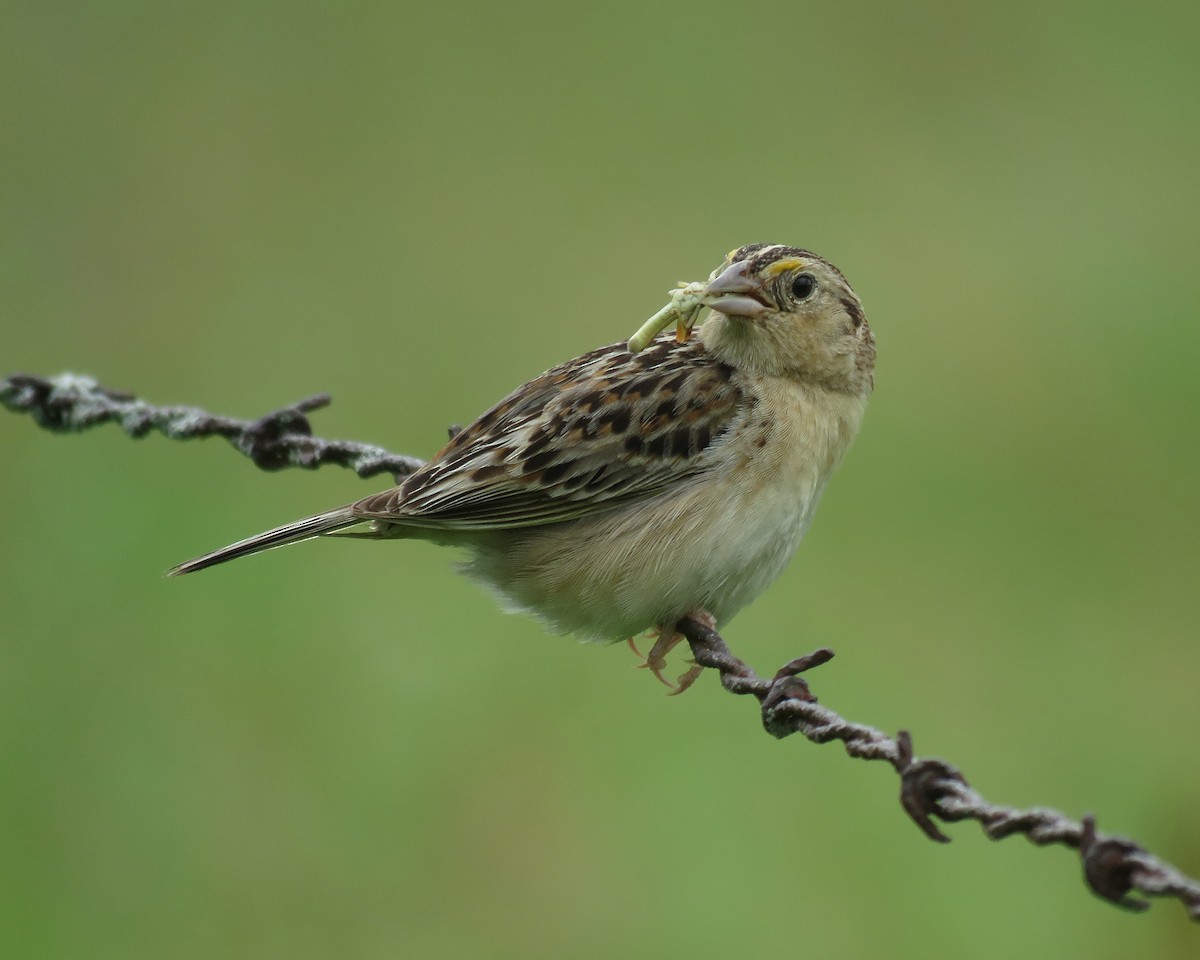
[{"left": 167, "top": 506, "right": 361, "bottom": 576}]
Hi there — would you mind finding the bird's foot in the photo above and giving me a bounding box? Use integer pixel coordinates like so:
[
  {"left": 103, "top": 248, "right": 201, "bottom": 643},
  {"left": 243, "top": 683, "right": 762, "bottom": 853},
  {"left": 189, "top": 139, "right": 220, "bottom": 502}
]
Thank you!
[{"left": 632, "top": 613, "right": 714, "bottom": 694}]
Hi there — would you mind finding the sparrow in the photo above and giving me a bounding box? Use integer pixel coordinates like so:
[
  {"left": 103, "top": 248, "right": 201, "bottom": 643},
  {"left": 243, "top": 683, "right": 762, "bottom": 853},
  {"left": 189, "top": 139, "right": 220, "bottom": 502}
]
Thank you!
[{"left": 169, "top": 243, "right": 875, "bottom": 692}]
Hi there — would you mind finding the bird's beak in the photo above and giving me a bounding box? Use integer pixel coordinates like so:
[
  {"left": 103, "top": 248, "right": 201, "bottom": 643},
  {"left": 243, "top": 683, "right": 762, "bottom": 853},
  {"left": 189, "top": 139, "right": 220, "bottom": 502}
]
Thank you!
[{"left": 703, "top": 261, "right": 768, "bottom": 318}]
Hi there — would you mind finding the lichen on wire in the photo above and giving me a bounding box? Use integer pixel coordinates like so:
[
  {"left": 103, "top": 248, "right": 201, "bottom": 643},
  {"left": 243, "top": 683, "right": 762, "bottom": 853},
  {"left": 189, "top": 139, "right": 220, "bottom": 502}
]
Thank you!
[{"left": 4, "top": 370, "right": 1199, "bottom": 922}]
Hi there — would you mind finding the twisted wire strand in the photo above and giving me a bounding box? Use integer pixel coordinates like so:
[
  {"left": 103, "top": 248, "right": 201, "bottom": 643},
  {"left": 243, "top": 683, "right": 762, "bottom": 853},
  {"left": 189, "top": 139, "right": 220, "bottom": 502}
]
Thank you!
[
  {"left": 676, "top": 616, "right": 1200, "bottom": 921},
  {"left": 4, "top": 371, "right": 1198, "bottom": 921},
  {"left": 1, "top": 372, "right": 425, "bottom": 479}
]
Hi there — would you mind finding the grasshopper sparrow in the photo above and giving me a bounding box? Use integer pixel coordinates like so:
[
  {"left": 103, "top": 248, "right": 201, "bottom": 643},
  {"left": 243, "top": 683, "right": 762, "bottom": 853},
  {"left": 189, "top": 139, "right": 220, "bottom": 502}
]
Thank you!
[{"left": 170, "top": 244, "right": 875, "bottom": 691}]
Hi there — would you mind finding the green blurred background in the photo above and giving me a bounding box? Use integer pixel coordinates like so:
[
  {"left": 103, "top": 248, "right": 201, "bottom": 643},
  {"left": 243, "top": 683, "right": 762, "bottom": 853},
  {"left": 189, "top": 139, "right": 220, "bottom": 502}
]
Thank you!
[{"left": 3, "top": 1, "right": 1198, "bottom": 957}]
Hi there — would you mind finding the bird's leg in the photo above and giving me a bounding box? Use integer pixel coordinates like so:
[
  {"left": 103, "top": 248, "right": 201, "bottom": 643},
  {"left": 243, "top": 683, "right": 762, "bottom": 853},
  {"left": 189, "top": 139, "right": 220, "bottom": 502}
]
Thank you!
[{"left": 637, "top": 610, "right": 715, "bottom": 695}]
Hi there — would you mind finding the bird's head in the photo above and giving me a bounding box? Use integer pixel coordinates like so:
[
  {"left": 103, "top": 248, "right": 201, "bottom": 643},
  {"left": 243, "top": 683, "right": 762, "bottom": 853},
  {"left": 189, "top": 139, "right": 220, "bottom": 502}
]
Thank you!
[{"left": 699, "top": 243, "right": 874, "bottom": 395}]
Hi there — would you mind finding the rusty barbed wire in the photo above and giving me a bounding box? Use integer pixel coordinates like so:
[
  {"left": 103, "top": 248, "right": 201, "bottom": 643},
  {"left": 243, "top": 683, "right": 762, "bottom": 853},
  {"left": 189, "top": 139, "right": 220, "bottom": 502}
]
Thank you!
[
  {"left": 675, "top": 615, "right": 1200, "bottom": 921},
  {"left": 4, "top": 370, "right": 1198, "bottom": 922}
]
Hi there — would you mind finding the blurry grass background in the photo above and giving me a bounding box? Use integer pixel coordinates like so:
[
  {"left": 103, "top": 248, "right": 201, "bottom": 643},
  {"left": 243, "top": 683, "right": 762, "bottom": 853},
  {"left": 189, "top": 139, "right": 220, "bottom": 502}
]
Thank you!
[{"left": 3, "top": 1, "right": 1199, "bottom": 957}]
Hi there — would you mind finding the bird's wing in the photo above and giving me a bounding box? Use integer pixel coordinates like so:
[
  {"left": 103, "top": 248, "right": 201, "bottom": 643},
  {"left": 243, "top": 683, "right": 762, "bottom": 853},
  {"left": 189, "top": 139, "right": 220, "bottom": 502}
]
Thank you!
[{"left": 351, "top": 335, "right": 746, "bottom": 530}]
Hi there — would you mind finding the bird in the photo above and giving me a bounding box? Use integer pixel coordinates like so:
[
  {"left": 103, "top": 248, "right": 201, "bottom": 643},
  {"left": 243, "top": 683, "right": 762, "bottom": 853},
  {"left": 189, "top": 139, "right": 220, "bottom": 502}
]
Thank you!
[{"left": 169, "top": 243, "right": 875, "bottom": 692}]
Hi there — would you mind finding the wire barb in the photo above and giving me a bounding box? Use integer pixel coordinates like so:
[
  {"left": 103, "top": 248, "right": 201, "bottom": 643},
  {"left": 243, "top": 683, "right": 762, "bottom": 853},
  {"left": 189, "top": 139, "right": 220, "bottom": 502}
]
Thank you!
[{"left": 4, "top": 370, "right": 1198, "bottom": 922}]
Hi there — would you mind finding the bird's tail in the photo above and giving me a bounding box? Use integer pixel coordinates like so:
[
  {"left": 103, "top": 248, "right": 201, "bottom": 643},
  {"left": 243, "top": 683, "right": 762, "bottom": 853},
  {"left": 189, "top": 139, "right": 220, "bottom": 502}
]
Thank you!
[{"left": 166, "top": 506, "right": 363, "bottom": 576}]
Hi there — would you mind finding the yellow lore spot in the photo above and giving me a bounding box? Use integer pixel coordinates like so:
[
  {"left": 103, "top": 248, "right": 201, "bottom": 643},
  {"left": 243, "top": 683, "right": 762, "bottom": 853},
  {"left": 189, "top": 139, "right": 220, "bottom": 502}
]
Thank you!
[{"left": 764, "top": 257, "right": 806, "bottom": 277}]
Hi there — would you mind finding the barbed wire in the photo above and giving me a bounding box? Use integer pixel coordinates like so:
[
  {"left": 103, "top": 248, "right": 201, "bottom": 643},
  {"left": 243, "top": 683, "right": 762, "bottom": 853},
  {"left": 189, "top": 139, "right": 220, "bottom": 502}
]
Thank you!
[
  {"left": 676, "top": 619, "right": 1200, "bottom": 920},
  {"left": 4, "top": 370, "right": 1198, "bottom": 922},
  {"left": 1, "top": 372, "right": 424, "bottom": 480}
]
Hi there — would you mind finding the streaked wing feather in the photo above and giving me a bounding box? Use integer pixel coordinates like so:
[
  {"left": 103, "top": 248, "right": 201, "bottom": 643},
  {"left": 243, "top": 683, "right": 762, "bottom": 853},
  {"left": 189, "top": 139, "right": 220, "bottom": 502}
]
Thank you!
[{"left": 351, "top": 335, "right": 745, "bottom": 530}]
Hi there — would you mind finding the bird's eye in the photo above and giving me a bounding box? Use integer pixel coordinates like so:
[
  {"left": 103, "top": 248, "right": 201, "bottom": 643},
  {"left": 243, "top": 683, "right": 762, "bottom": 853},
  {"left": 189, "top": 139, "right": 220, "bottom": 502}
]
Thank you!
[{"left": 791, "top": 273, "right": 817, "bottom": 301}]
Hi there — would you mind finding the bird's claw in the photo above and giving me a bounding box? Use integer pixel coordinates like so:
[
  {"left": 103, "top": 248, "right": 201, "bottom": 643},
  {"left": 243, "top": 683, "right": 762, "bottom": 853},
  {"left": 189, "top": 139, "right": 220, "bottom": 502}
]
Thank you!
[
  {"left": 666, "top": 660, "right": 704, "bottom": 696},
  {"left": 629, "top": 627, "right": 704, "bottom": 694}
]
